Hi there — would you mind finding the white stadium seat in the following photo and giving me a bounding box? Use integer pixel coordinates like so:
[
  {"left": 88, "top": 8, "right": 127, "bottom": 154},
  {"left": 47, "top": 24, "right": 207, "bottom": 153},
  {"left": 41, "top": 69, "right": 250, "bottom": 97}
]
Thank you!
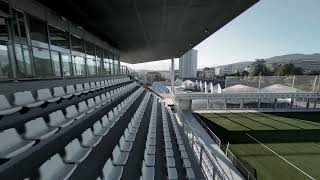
[
  {"left": 0, "top": 128, "right": 35, "bottom": 159},
  {"left": 48, "top": 110, "right": 74, "bottom": 128},
  {"left": 0, "top": 95, "right": 22, "bottom": 115},
  {"left": 63, "top": 138, "right": 92, "bottom": 164},
  {"left": 39, "top": 153, "right": 77, "bottom": 180},
  {"left": 81, "top": 128, "right": 102, "bottom": 147},
  {"left": 23, "top": 117, "right": 58, "bottom": 140},
  {"left": 14, "top": 91, "right": 44, "bottom": 108}
]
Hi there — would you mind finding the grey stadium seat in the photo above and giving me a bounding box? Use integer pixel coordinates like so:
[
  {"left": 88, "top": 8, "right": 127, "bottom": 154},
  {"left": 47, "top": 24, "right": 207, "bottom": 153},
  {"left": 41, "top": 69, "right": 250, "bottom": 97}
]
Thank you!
[
  {"left": 37, "top": 88, "right": 60, "bottom": 102},
  {"left": 0, "top": 95, "right": 22, "bottom": 115},
  {"left": 65, "top": 105, "right": 82, "bottom": 120},
  {"left": 75, "top": 84, "right": 84, "bottom": 95},
  {"left": 63, "top": 138, "right": 92, "bottom": 164},
  {"left": 101, "top": 115, "right": 114, "bottom": 128},
  {"left": 141, "top": 160, "right": 154, "bottom": 180},
  {"left": 48, "top": 110, "right": 74, "bottom": 128},
  {"left": 38, "top": 153, "right": 77, "bottom": 180},
  {"left": 119, "top": 136, "right": 132, "bottom": 152},
  {"left": 14, "top": 91, "right": 44, "bottom": 108},
  {"left": 66, "top": 85, "right": 76, "bottom": 97},
  {"left": 81, "top": 128, "right": 102, "bottom": 147},
  {"left": 167, "top": 167, "right": 178, "bottom": 180},
  {"left": 112, "top": 145, "right": 129, "bottom": 166},
  {"left": 93, "top": 121, "right": 109, "bottom": 136},
  {"left": 83, "top": 83, "right": 91, "bottom": 93},
  {"left": 53, "top": 86, "right": 72, "bottom": 99},
  {"left": 102, "top": 159, "right": 123, "bottom": 180},
  {"left": 23, "top": 117, "right": 59, "bottom": 140},
  {"left": 0, "top": 128, "right": 35, "bottom": 159}
]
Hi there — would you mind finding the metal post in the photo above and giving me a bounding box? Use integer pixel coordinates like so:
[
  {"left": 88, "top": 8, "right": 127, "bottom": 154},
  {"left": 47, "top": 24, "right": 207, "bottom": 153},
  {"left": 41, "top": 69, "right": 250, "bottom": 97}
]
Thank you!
[
  {"left": 258, "top": 75, "right": 261, "bottom": 91},
  {"left": 292, "top": 75, "right": 295, "bottom": 88},
  {"left": 171, "top": 58, "right": 175, "bottom": 94},
  {"left": 199, "top": 145, "right": 203, "bottom": 167},
  {"left": 312, "top": 76, "right": 318, "bottom": 92}
]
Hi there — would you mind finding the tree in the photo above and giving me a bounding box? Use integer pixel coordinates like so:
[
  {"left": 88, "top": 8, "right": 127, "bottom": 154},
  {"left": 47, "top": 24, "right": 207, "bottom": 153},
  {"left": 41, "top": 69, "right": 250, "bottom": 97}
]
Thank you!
[
  {"left": 249, "top": 59, "right": 272, "bottom": 76},
  {"left": 274, "top": 63, "right": 303, "bottom": 76},
  {"left": 241, "top": 70, "right": 249, "bottom": 76}
]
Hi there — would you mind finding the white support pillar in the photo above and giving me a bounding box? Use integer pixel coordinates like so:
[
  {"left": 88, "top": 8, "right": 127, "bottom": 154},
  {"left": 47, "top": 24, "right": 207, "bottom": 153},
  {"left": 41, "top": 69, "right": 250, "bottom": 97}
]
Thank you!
[
  {"left": 240, "top": 99, "right": 244, "bottom": 109},
  {"left": 210, "top": 82, "right": 214, "bottom": 93},
  {"left": 171, "top": 58, "right": 175, "bottom": 94},
  {"left": 200, "top": 81, "right": 203, "bottom": 92},
  {"left": 204, "top": 81, "right": 208, "bottom": 93}
]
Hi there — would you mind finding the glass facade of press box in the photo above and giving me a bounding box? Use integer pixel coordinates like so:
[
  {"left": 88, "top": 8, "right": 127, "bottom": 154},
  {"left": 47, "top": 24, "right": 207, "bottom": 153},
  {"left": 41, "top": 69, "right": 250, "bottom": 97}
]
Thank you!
[{"left": 0, "top": 1, "right": 130, "bottom": 81}]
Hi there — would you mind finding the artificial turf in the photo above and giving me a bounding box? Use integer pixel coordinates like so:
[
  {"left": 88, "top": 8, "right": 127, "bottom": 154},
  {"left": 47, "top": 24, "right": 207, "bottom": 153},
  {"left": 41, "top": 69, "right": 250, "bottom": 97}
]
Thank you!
[{"left": 198, "top": 112, "right": 320, "bottom": 180}]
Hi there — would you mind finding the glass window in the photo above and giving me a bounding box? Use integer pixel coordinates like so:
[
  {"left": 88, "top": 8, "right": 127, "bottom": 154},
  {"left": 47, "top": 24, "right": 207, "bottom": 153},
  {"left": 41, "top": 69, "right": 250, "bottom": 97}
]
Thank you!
[
  {"left": 70, "top": 35, "right": 84, "bottom": 56},
  {"left": 61, "top": 54, "right": 72, "bottom": 76},
  {"left": 0, "top": 42, "right": 10, "bottom": 79},
  {"left": 96, "top": 47, "right": 103, "bottom": 75},
  {"left": 87, "top": 58, "right": 96, "bottom": 76},
  {"left": 15, "top": 44, "right": 32, "bottom": 78},
  {"left": 73, "top": 55, "right": 85, "bottom": 76},
  {"left": 0, "top": 2, "right": 10, "bottom": 41},
  {"left": 103, "top": 59, "right": 110, "bottom": 75},
  {"left": 29, "top": 16, "right": 49, "bottom": 48},
  {"left": 33, "top": 47, "right": 52, "bottom": 77},
  {"left": 13, "top": 9, "right": 28, "bottom": 44},
  {"left": 48, "top": 25, "right": 70, "bottom": 53},
  {"left": 51, "top": 51, "right": 61, "bottom": 76},
  {"left": 85, "top": 41, "right": 95, "bottom": 59}
]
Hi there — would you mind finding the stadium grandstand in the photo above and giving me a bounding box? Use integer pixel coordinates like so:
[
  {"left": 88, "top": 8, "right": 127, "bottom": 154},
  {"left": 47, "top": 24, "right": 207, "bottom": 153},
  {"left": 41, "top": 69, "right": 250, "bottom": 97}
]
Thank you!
[{"left": 0, "top": 0, "right": 259, "bottom": 180}]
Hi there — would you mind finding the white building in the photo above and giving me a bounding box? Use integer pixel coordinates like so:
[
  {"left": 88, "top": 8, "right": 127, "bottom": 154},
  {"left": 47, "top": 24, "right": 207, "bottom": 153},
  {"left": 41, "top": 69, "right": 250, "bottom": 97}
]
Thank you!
[
  {"left": 179, "top": 49, "right": 197, "bottom": 78},
  {"left": 214, "top": 61, "right": 252, "bottom": 75}
]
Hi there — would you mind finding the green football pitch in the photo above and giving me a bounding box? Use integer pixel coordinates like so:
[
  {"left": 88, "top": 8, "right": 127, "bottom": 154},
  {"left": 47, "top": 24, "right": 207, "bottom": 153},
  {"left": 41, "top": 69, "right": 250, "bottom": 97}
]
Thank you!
[{"left": 198, "top": 112, "right": 320, "bottom": 180}]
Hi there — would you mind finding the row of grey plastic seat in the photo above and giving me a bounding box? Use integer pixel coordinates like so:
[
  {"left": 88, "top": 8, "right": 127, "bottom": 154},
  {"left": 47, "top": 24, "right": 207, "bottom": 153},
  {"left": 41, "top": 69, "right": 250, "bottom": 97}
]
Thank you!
[
  {"left": 167, "top": 108, "right": 195, "bottom": 179},
  {"left": 140, "top": 96, "right": 158, "bottom": 180},
  {"left": 22, "top": 86, "right": 145, "bottom": 180},
  {"left": 161, "top": 101, "right": 180, "bottom": 180},
  {"left": 0, "top": 77, "right": 131, "bottom": 116},
  {"left": 0, "top": 83, "right": 138, "bottom": 160},
  {"left": 98, "top": 92, "right": 151, "bottom": 180}
]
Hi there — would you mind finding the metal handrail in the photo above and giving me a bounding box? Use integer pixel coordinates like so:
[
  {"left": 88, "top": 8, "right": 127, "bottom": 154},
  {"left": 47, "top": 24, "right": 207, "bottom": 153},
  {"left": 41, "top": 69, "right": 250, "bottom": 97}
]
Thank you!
[{"left": 169, "top": 92, "right": 232, "bottom": 180}]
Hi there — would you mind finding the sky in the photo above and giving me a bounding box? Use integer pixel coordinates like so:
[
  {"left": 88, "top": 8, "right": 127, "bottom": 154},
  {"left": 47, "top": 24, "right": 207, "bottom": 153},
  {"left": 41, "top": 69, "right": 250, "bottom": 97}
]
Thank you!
[{"left": 123, "top": 0, "right": 320, "bottom": 71}]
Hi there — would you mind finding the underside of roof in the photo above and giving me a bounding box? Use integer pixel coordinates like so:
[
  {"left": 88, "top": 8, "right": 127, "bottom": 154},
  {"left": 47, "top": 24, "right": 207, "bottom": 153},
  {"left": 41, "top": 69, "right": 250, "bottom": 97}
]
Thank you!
[{"left": 35, "top": 0, "right": 259, "bottom": 63}]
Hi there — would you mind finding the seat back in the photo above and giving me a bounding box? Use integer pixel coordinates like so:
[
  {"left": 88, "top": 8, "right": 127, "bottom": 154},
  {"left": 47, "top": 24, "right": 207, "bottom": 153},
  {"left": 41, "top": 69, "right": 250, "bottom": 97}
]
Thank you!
[
  {"left": 14, "top": 91, "right": 35, "bottom": 106},
  {"left": 48, "top": 110, "right": 65, "bottom": 126},
  {"left": 0, "top": 128, "right": 23, "bottom": 152},
  {"left": 39, "top": 154, "right": 64, "bottom": 179},
  {"left": 75, "top": 84, "right": 84, "bottom": 92},
  {"left": 37, "top": 88, "right": 53, "bottom": 101},
  {"left": 53, "top": 87, "right": 66, "bottom": 97},
  {"left": 24, "top": 117, "right": 48, "bottom": 137},
  {"left": 78, "top": 101, "right": 88, "bottom": 113},
  {"left": 0, "top": 95, "right": 12, "bottom": 110},
  {"left": 66, "top": 105, "right": 79, "bottom": 118},
  {"left": 87, "top": 98, "right": 95, "bottom": 109},
  {"left": 66, "top": 85, "right": 76, "bottom": 94}
]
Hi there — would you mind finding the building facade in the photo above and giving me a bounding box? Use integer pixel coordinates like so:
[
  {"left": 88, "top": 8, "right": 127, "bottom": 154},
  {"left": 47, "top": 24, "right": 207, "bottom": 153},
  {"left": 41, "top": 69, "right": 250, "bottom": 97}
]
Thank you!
[
  {"left": 214, "top": 61, "right": 252, "bottom": 75},
  {"left": 179, "top": 49, "right": 197, "bottom": 78},
  {"left": 203, "top": 67, "right": 215, "bottom": 79}
]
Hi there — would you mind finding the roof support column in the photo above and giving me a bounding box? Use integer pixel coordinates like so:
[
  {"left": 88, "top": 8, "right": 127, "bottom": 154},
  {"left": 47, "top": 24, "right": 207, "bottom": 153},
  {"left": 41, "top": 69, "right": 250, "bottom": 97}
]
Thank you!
[{"left": 171, "top": 58, "right": 175, "bottom": 94}]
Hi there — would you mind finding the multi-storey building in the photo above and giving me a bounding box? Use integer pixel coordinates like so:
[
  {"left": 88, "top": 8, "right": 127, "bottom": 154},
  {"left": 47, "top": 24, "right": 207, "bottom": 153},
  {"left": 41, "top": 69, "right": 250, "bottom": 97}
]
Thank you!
[
  {"left": 179, "top": 49, "right": 198, "bottom": 78},
  {"left": 214, "top": 61, "right": 252, "bottom": 75}
]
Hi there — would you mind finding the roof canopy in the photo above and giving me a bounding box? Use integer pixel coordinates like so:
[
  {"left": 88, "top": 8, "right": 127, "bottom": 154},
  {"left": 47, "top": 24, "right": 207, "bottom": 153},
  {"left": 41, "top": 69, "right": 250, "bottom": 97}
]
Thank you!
[{"left": 36, "top": 0, "right": 258, "bottom": 63}]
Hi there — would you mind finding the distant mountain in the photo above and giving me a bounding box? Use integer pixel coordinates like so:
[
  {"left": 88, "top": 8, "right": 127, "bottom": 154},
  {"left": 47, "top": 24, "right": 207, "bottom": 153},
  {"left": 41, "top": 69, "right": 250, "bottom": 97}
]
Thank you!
[{"left": 265, "top": 53, "right": 320, "bottom": 64}]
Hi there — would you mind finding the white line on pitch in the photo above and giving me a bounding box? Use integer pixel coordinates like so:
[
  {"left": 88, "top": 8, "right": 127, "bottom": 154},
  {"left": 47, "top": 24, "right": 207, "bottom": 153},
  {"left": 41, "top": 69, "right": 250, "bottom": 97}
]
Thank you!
[{"left": 245, "top": 133, "right": 316, "bottom": 180}]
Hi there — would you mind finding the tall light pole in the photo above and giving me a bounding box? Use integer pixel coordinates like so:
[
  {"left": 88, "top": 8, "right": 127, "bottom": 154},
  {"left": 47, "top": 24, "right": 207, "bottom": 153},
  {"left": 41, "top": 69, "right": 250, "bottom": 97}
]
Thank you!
[{"left": 171, "top": 58, "right": 175, "bottom": 94}]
